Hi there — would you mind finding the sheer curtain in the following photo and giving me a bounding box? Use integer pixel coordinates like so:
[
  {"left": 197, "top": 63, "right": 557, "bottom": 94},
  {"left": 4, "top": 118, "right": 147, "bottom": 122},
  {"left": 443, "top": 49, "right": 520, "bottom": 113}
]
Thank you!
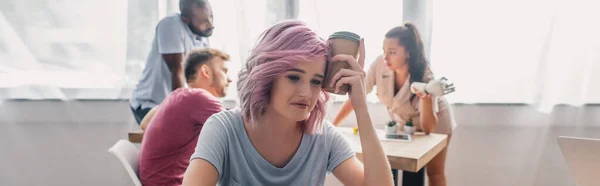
[
  {"left": 4, "top": 0, "right": 598, "bottom": 112},
  {"left": 0, "top": 0, "right": 275, "bottom": 101},
  {"left": 0, "top": 0, "right": 127, "bottom": 100},
  {"left": 298, "top": 0, "right": 600, "bottom": 112},
  {"left": 431, "top": 0, "right": 600, "bottom": 112},
  {"left": 531, "top": 0, "right": 600, "bottom": 112}
]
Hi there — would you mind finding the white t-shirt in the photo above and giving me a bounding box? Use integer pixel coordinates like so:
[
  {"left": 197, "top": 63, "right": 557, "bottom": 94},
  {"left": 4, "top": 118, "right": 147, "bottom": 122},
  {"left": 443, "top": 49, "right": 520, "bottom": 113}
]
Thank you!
[{"left": 190, "top": 109, "right": 355, "bottom": 186}]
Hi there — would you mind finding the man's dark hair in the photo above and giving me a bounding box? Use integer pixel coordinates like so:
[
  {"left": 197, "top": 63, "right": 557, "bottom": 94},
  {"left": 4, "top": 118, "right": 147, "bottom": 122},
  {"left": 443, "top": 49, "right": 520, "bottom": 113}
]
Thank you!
[
  {"left": 184, "top": 48, "right": 230, "bottom": 83},
  {"left": 180, "top": 0, "right": 207, "bottom": 17}
]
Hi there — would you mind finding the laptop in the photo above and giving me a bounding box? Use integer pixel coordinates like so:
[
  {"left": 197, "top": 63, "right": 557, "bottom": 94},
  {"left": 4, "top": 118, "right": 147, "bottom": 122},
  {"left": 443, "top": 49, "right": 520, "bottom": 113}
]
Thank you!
[{"left": 557, "top": 136, "right": 600, "bottom": 186}]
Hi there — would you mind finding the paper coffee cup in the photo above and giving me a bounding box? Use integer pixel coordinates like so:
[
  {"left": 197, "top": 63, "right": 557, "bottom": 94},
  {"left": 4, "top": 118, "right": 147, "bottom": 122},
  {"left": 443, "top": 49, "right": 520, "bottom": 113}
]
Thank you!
[{"left": 323, "top": 31, "right": 361, "bottom": 95}]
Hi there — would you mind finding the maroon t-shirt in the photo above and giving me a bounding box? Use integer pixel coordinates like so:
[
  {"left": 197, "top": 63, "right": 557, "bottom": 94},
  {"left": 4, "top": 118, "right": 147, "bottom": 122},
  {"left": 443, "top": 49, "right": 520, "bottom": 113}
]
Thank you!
[{"left": 138, "top": 88, "right": 224, "bottom": 186}]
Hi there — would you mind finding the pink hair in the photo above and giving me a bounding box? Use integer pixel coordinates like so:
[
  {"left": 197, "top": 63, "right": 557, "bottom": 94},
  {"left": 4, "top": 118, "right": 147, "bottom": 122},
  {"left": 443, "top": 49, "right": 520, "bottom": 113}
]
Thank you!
[{"left": 237, "top": 20, "right": 331, "bottom": 134}]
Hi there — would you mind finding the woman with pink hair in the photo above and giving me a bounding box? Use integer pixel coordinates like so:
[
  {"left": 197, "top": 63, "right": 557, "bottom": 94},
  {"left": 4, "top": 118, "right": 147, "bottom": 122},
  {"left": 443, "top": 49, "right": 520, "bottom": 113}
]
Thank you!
[{"left": 183, "top": 20, "right": 394, "bottom": 186}]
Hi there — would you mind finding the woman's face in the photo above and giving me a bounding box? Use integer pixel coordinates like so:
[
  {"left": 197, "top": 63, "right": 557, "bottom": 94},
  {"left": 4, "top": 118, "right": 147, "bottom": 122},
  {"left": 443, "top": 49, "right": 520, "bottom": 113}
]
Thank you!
[
  {"left": 383, "top": 38, "right": 408, "bottom": 71},
  {"left": 268, "top": 57, "right": 326, "bottom": 122}
]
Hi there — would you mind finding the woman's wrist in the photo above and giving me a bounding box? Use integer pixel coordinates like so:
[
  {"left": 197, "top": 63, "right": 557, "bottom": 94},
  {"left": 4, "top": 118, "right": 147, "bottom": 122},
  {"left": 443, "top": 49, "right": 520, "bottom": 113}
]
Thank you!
[
  {"left": 350, "top": 97, "right": 368, "bottom": 111},
  {"left": 420, "top": 95, "right": 434, "bottom": 104}
]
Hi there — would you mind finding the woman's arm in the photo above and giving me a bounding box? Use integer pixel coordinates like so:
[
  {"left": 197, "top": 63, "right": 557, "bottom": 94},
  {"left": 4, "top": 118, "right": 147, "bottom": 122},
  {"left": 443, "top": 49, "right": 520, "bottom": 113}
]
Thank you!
[
  {"left": 332, "top": 55, "right": 380, "bottom": 127},
  {"left": 182, "top": 159, "right": 219, "bottom": 186},
  {"left": 415, "top": 90, "right": 438, "bottom": 135},
  {"left": 328, "top": 40, "right": 394, "bottom": 185},
  {"left": 352, "top": 101, "right": 394, "bottom": 185},
  {"left": 332, "top": 100, "right": 354, "bottom": 126}
]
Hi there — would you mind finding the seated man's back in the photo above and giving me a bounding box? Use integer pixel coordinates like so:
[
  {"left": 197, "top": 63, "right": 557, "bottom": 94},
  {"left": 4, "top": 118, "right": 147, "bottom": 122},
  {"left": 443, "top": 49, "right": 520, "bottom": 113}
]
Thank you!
[{"left": 138, "top": 88, "right": 223, "bottom": 186}]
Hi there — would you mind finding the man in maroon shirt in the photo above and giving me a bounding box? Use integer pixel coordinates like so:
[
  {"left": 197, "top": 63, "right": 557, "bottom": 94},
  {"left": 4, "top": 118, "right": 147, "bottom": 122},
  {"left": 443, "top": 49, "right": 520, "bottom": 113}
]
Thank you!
[{"left": 137, "top": 48, "right": 231, "bottom": 186}]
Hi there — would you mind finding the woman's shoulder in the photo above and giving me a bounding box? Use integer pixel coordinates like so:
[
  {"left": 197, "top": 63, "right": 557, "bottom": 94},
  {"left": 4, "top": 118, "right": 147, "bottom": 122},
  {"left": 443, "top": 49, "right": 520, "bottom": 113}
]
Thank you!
[
  {"left": 216, "top": 108, "right": 242, "bottom": 116},
  {"left": 314, "top": 120, "right": 347, "bottom": 142},
  {"left": 320, "top": 120, "right": 336, "bottom": 134},
  {"left": 375, "top": 54, "right": 384, "bottom": 62},
  {"left": 303, "top": 121, "right": 337, "bottom": 140},
  {"left": 205, "top": 108, "right": 244, "bottom": 132},
  {"left": 370, "top": 55, "right": 385, "bottom": 67},
  {"left": 367, "top": 55, "right": 388, "bottom": 75}
]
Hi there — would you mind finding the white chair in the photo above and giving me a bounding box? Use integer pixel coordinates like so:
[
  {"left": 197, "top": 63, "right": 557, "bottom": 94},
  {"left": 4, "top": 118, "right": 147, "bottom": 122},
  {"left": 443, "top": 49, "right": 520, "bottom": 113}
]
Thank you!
[{"left": 108, "top": 140, "right": 143, "bottom": 186}]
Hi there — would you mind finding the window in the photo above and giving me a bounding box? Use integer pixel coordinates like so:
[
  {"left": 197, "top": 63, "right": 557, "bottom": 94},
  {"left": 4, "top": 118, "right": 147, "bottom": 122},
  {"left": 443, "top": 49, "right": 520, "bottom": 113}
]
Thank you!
[
  {"left": 0, "top": 0, "right": 276, "bottom": 101},
  {"left": 0, "top": 0, "right": 128, "bottom": 99},
  {"left": 431, "top": 0, "right": 600, "bottom": 107}
]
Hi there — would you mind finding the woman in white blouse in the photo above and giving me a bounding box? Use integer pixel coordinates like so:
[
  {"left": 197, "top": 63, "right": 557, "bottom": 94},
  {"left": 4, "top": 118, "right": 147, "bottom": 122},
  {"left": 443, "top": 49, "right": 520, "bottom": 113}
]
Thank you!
[{"left": 332, "top": 23, "right": 457, "bottom": 186}]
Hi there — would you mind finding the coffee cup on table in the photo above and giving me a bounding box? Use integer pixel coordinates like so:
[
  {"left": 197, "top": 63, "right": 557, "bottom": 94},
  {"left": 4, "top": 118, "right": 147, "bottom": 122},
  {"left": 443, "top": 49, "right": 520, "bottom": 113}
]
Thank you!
[{"left": 323, "top": 31, "right": 361, "bottom": 95}]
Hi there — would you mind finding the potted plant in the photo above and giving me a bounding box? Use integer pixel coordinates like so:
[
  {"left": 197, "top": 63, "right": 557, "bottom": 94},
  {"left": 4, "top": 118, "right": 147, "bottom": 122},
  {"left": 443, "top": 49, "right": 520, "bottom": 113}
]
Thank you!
[
  {"left": 404, "top": 117, "right": 416, "bottom": 135},
  {"left": 385, "top": 120, "right": 398, "bottom": 134}
]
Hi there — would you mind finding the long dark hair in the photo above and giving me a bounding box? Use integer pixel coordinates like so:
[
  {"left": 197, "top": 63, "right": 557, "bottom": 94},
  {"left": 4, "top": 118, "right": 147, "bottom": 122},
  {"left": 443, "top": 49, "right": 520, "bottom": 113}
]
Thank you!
[{"left": 385, "top": 23, "right": 430, "bottom": 103}]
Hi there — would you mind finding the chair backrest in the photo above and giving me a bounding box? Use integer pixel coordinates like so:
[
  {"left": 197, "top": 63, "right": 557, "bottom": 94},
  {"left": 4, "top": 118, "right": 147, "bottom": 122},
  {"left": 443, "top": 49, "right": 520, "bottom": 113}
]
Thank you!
[
  {"left": 557, "top": 136, "right": 600, "bottom": 186},
  {"left": 108, "top": 140, "right": 143, "bottom": 186}
]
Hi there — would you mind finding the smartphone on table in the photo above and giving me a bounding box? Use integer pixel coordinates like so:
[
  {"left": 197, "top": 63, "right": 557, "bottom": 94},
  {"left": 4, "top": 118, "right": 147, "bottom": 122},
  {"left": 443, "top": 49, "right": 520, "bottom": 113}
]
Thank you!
[{"left": 382, "top": 133, "right": 412, "bottom": 142}]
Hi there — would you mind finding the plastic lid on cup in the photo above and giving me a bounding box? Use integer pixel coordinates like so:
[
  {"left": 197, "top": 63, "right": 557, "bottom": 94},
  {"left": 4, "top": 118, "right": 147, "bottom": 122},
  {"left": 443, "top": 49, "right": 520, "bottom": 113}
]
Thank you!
[{"left": 329, "top": 31, "right": 361, "bottom": 43}]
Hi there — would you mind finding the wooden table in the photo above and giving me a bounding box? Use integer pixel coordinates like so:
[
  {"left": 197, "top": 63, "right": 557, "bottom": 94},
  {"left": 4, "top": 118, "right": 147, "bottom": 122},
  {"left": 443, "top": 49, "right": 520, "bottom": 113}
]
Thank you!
[
  {"left": 339, "top": 127, "right": 448, "bottom": 172},
  {"left": 128, "top": 130, "right": 144, "bottom": 143},
  {"left": 339, "top": 127, "right": 448, "bottom": 186}
]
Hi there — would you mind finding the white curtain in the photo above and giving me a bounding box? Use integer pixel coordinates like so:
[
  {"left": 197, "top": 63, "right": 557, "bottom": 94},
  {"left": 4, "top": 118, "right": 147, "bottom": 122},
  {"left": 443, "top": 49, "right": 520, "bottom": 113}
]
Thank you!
[
  {"left": 298, "top": 0, "right": 600, "bottom": 112},
  {"left": 431, "top": 0, "right": 600, "bottom": 112},
  {"left": 0, "top": 0, "right": 127, "bottom": 100},
  {"left": 0, "top": 0, "right": 277, "bottom": 101},
  {"left": 4, "top": 0, "right": 599, "bottom": 113},
  {"left": 531, "top": 0, "right": 600, "bottom": 112}
]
